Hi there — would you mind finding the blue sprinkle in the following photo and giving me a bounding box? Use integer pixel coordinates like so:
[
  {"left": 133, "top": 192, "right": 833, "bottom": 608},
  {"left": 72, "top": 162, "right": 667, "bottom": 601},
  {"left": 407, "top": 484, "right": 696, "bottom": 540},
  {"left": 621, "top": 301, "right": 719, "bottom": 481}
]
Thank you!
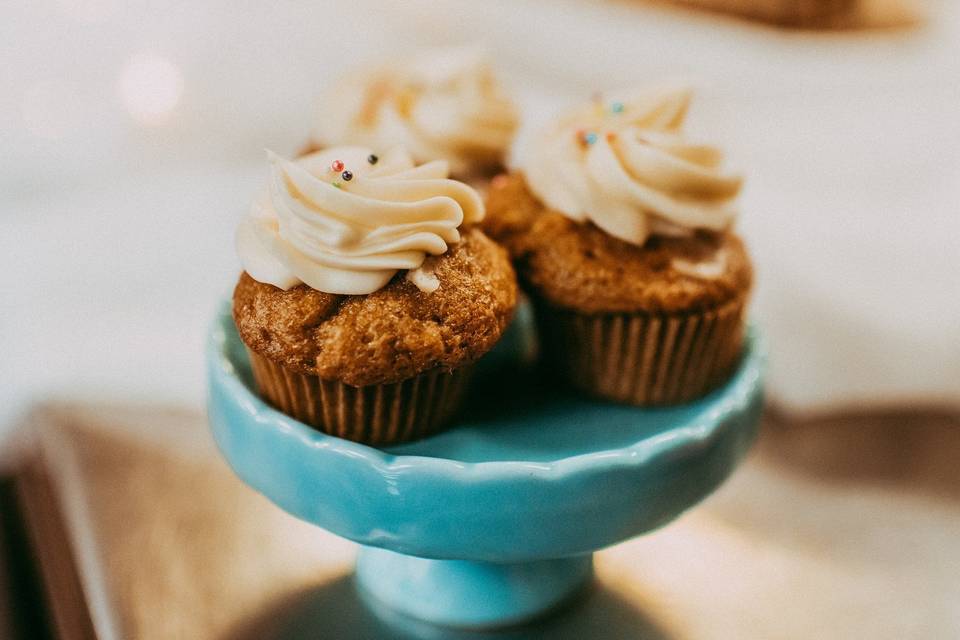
[
  {"left": 611, "top": 102, "right": 624, "bottom": 114},
  {"left": 585, "top": 132, "right": 598, "bottom": 145}
]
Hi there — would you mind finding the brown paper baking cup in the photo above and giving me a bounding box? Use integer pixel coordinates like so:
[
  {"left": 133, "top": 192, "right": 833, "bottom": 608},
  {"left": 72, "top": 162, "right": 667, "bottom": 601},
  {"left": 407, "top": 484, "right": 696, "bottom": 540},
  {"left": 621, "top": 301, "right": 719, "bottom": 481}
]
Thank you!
[
  {"left": 246, "top": 350, "right": 473, "bottom": 445},
  {"left": 535, "top": 297, "right": 747, "bottom": 406}
]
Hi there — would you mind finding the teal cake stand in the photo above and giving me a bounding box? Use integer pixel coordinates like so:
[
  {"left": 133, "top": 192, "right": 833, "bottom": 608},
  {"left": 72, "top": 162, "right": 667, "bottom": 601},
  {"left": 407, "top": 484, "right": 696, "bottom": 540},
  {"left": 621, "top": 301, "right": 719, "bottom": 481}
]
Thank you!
[{"left": 207, "top": 302, "right": 764, "bottom": 629}]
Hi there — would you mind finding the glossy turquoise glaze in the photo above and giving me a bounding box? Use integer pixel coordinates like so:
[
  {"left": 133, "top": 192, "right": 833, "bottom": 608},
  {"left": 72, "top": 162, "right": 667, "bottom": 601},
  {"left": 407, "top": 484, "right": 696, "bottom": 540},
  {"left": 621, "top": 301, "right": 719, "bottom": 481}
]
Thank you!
[
  {"left": 356, "top": 549, "right": 594, "bottom": 629},
  {"left": 207, "top": 301, "right": 764, "bottom": 627}
]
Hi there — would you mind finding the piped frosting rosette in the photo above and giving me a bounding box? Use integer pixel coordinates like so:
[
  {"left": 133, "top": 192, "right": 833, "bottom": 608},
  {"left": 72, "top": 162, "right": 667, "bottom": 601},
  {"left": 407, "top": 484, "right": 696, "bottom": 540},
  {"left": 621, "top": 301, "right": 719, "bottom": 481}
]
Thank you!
[
  {"left": 524, "top": 86, "right": 743, "bottom": 246},
  {"left": 312, "top": 47, "right": 518, "bottom": 176},
  {"left": 236, "top": 146, "right": 484, "bottom": 295}
]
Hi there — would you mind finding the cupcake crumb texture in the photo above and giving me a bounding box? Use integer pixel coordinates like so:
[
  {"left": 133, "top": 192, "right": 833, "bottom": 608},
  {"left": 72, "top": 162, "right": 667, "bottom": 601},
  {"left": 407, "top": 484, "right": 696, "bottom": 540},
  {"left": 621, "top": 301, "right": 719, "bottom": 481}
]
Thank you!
[
  {"left": 483, "top": 173, "right": 752, "bottom": 315},
  {"left": 233, "top": 229, "right": 517, "bottom": 387}
]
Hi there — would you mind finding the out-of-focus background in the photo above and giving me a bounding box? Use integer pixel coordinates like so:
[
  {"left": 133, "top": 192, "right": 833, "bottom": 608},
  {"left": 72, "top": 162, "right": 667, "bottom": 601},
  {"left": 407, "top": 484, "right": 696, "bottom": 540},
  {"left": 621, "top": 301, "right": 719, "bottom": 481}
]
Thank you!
[
  {"left": 3, "top": 2, "right": 960, "bottom": 639},
  {"left": 2, "top": 1, "right": 959, "bottom": 436}
]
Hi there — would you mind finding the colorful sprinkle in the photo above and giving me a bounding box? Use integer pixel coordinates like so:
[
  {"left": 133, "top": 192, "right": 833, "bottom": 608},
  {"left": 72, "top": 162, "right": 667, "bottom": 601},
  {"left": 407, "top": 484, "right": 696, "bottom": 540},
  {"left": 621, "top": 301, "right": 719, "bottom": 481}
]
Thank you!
[
  {"left": 610, "top": 101, "right": 624, "bottom": 114},
  {"left": 331, "top": 182, "right": 341, "bottom": 189},
  {"left": 576, "top": 129, "right": 599, "bottom": 147},
  {"left": 367, "top": 154, "right": 379, "bottom": 165},
  {"left": 331, "top": 159, "right": 344, "bottom": 172},
  {"left": 341, "top": 170, "right": 353, "bottom": 181}
]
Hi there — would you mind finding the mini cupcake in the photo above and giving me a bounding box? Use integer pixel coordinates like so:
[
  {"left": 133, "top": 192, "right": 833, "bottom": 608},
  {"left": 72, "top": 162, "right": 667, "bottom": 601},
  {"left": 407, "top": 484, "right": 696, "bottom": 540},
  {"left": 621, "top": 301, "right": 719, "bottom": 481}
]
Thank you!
[
  {"left": 484, "top": 86, "right": 752, "bottom": 405},
  {"left": 233, "top": 146, "right": 517, "bottom": 444},
  {"left": 307, "top": 46, "right": 519, "bottom": 186}
]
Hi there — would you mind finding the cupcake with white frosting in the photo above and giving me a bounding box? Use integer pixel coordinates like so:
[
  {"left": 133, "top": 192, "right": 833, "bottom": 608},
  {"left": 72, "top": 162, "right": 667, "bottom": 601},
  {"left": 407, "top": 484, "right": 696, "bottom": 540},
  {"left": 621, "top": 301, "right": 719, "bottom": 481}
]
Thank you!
[
  {"left": 307, "top": 47, "right": 519, "bottom": 185},
  {"left": 233, "top": 146, "right": 517, "bottom": 444},
  {"left": 483, "top": 85, "right": 753, "bottom": 405}
]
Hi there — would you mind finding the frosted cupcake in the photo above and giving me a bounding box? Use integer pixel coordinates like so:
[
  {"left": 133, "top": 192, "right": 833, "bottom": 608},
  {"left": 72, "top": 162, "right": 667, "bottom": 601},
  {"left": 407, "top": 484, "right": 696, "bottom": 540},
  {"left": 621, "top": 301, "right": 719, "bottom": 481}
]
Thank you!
[
  {"left": 484, "top": 86, "right": 752, "bottom": 405},
  {"left": 233, "top": 146, "right": 517, "bottom": 444},
  {"left": 307, "top": 47, "right": 519, "bottom": 185}
]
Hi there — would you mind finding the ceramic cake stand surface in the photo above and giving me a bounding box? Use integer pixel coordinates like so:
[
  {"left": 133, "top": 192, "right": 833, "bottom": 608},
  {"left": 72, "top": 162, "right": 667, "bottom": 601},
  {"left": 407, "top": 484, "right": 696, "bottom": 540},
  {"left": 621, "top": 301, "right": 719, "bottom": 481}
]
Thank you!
[{"left": 207, "top": 303, "right": 764, "bottom": 629}]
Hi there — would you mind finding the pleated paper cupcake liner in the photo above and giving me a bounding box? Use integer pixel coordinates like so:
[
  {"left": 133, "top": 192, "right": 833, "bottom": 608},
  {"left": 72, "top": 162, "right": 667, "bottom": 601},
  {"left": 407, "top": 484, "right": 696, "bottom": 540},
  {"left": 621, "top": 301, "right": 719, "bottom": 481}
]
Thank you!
[
  {"left": 247, "top": 350, "right": 473, "bottom": 445},
  {"left": 535, "top": 297, "right": 747, "bottom": 406}
]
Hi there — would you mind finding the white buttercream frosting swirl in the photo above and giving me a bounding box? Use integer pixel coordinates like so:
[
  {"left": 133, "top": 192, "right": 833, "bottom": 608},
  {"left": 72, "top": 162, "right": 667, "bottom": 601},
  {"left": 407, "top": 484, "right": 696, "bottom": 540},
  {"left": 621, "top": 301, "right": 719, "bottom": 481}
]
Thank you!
[
  {"left": 312, "top": 47, "right": 518, "bottom": 176},
  {"left": 524, "top": 86, "right": 743, "bottom": 247},
  {"left": 236, "top": 146, "right": 484, "bottom": 295}
]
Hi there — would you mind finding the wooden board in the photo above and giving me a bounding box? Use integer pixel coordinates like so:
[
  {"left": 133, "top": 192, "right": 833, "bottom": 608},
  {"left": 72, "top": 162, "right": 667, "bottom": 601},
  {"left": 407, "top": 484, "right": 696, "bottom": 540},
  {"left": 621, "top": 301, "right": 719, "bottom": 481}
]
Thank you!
[{"left": 13, "top": 403, "right": 960, "bottom": 639}]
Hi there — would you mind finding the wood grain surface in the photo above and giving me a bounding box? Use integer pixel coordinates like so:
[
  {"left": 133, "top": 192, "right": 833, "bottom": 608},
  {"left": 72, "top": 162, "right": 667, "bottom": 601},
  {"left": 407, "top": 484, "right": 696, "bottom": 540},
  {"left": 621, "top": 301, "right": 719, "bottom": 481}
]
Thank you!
[{"left": 16, "top": 403, "right": 960, "bottom": 639}]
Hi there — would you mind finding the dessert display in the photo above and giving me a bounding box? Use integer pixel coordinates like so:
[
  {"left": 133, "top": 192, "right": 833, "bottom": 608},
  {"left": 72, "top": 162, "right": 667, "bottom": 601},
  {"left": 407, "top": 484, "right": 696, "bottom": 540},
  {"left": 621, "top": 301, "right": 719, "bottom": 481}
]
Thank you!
[
  {"left": 306, "top": 47, "right": 519, "bottom": 184},
  {"left": 232, "top": 145, "right": 517, "bottom": 444},
  {"left": 212, "top": 67, "right": 766, "bottom": 631},
  {"left": 655, "top": 0, "right": 919, "bottom": 29},
  {"left": 484, "top": 86, "right": 752, "bottom": 405}
]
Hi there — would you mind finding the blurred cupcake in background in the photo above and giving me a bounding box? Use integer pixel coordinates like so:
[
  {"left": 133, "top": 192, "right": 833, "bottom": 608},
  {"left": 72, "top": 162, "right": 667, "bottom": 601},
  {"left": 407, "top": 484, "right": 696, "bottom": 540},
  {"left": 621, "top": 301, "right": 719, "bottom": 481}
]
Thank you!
[
  {"left": 234, "top": 146, "right": 517, "bottom": 444},
  {"left": 307, "top": 46, "right": 519, "bottom": 187},
  {"left": 484, "top": 85, "right": 752, "bottom": 406},
  {"left": 657, "top": 0, "right": 921, "bottom": 29}
]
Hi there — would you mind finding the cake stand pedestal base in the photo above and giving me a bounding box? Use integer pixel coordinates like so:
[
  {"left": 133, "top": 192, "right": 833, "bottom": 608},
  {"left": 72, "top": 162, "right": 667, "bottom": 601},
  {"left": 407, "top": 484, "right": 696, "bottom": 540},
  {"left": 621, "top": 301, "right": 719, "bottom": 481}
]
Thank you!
[
  {"left": 355, "top": 547, "right": 593, "bottom": 629},
  {"left": 208, "top": 303, "right": 765, "bottom": 634}
]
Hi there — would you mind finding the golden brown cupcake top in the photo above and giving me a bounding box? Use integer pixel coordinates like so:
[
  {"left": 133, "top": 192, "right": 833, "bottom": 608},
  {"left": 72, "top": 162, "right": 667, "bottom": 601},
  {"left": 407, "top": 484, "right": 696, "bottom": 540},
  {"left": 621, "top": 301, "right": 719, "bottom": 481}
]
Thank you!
[
  {"left": 484, "top": 173, "right": 751, "bottom": 315},
  {"left": 233, "top": 229, "right": 517, "bottom": 386}
]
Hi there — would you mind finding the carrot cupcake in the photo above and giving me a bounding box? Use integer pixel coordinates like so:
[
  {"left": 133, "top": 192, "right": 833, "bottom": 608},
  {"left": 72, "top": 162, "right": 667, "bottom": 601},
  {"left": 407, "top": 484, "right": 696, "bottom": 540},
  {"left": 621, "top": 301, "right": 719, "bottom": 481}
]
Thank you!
[
  {"left": 307, "top": 47, "right": 519, "bottom": 186},
  {"left": 484, "top": 86, "right": 752, "bottom": 405},
  {"left": 233, "top": 146, "right": 517, "bottom": 444}
]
